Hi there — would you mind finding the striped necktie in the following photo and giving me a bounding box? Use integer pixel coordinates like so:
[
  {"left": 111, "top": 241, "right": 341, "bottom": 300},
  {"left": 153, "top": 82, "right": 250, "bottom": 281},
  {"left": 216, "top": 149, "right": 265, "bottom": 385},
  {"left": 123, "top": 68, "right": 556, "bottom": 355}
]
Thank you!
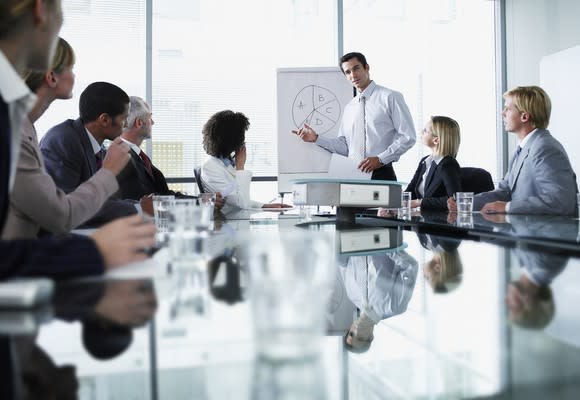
[{"left": 351, "top": 94, "right": 367, "bottom": 160}]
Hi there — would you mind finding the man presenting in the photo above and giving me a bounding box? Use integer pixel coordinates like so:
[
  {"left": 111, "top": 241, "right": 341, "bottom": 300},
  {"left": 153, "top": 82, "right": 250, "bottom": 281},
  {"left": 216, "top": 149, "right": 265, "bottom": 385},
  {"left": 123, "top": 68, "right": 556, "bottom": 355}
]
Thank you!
[{"left": 293, "top": 52, "right": 416, "bottom": 180}]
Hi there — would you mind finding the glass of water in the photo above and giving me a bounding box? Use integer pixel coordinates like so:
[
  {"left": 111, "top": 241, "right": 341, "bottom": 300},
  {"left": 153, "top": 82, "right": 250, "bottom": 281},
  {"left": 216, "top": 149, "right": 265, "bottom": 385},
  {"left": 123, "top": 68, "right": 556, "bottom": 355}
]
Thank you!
[
  {"left": 455, "top": 192, "right": 474, "bottom": 214},
  {"left": 152, "top": 195, "right": 175, "bottom": 244},
  {"left": 401, "top": 191, "right": 412, "bottom": 214}
]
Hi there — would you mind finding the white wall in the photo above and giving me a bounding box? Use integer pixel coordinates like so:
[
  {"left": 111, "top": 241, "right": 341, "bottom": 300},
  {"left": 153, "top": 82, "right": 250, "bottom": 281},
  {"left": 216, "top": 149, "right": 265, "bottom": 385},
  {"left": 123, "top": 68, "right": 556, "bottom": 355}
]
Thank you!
[
  {"left": 505, "top": 0, "right": 580, "bottom": 174},
  {"left": 505, "top": 0, "right": 580, "bottom": 85}
]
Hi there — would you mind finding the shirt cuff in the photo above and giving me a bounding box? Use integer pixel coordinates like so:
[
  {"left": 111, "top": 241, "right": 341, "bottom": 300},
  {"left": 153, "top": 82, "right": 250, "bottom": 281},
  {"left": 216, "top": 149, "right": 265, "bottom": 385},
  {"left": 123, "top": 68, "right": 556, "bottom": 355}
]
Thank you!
[{"left": 505, "top": 201, "right": 511, "bottom": 213}]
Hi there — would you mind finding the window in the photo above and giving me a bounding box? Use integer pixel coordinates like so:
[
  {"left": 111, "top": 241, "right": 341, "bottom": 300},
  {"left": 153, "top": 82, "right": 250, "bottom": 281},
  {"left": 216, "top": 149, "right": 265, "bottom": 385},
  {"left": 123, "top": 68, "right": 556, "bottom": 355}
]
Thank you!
[
  {"left": 35, "top": 0, "right": 498, "bottom": 196},
  {"left": 35, "top": 0, "right": 147, "bottom": 137},
  {"left": 343, "top": 0, "right": 497, "bottom": 182},
  {"left": 152, "top": 0, "right": 338, "bottom": 188}
]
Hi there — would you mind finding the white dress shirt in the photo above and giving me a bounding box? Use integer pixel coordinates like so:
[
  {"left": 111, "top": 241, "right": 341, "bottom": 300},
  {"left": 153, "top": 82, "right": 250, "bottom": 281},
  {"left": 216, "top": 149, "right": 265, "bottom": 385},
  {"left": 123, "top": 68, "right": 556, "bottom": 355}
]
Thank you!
[
  {"left": 0, "top": 50, "right": 37, "bottom": 190},
  {"left": 316, "top": 80, "right": 416, "bottom": 165},
  {"left": 85, "top": 127, "right": 103, "bottom": 155},
  {"left": 340, "top": 251, "right": 418, "bottom": 324},
  {"left": 121, "top": 138, "right": 144, "bottom": 155}
]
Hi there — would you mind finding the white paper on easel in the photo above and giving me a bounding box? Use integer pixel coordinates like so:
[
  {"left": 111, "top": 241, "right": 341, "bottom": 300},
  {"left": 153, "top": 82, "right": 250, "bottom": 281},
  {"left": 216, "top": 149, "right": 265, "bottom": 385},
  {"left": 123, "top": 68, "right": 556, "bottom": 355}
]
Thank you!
[{"left": 327, "top": 154, "right": 371, "bottom": 180}]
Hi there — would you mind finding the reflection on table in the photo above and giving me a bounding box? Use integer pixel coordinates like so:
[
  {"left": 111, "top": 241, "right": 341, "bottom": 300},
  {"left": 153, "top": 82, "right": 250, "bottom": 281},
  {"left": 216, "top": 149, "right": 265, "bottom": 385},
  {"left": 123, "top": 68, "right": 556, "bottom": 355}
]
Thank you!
[{"left": 2, "top": 216, "right": 580, "bottom": 399}]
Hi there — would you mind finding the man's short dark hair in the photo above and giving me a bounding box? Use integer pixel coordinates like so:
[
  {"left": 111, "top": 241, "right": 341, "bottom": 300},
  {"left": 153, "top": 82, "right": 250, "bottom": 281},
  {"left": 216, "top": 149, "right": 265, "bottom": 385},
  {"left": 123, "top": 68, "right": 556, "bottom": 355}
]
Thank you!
[
  {"left": 79, "top": 82, "right": 129, "bottom": 123},
  {"left": 202, "top": 110, "right": 249, "bottom": 158},
  {"left": 339, "top": 52, "right": 368, "bottom": 72}
]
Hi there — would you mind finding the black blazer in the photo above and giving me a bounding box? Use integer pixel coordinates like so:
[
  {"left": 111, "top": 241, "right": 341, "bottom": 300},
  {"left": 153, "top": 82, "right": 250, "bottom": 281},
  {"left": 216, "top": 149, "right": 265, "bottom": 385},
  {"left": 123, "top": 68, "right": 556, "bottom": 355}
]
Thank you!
[
  {"left": 405, "top": 155, "right": 462, "bottom": 210},
  {"left": 39, "top": 118, "right": 137, "bottom": 227},
  {"left": 116, "top": 149, "right": 171, "bottom": 201}
]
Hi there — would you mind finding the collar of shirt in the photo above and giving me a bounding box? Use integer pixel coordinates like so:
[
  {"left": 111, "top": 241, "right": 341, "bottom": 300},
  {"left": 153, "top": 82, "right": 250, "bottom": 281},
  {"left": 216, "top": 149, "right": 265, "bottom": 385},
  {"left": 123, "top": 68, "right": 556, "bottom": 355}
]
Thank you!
[
  {"left": 330, "top": 81, "right": 416, "bottom": 166},
  {"left": 0, "top": 50, "right": 37, "bottom": 190},
  {"left": 518, "top": 128, "right": 537, "bottom": 150},
  {"left": 425, "top": 154, "right": 444, "bottom": 167},
  {"left": 85, "top": 127, "right": 104, "bottom": 154},
  {"left": 121, "top": 138, "right": 142, "bottom": 155},
  {"left": 0, "top": 50, "right": 35, "bottom": 105},
  {"left": 219, "top": 156, "right": 234, "bottom": 168},
  {"left": 359, "top": 80, "right": 377, "bottom": 99}
]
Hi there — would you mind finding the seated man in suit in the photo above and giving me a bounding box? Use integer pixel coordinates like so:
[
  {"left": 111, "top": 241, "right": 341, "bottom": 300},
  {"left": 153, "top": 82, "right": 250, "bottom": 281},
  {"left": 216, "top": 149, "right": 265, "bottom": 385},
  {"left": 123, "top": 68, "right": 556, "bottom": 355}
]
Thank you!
[
  {"left": 40, "top": 81, "right": 140, "bottom": 227},
  {"left": 118, "top": 96, "right": 224, "bottom": 212},
  {"left": 117, "top": 96, "right": 178, "bottom": 200},
  {"left": 119, "top": 96, "right": 170, "bottom": 200},
  {"left": 449, "top": 86, "right": 577, "bottom": 215}
]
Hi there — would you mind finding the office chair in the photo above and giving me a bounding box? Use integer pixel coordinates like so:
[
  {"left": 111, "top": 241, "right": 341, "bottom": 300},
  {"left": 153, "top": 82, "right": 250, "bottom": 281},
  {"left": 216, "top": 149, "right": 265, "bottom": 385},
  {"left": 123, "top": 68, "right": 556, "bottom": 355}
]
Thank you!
[
  {"left": 194, "top": 167, "right": 205, "bottom": 194},
  {"left": 460, "top": 167, "right": 494, "bottom": 194}
]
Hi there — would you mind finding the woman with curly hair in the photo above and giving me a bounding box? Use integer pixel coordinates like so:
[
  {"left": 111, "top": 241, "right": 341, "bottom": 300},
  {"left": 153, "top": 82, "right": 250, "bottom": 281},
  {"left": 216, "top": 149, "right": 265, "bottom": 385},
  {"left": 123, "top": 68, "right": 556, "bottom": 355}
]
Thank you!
[{"left": 200, "top": 110, "right": 290, "bottom": 211}]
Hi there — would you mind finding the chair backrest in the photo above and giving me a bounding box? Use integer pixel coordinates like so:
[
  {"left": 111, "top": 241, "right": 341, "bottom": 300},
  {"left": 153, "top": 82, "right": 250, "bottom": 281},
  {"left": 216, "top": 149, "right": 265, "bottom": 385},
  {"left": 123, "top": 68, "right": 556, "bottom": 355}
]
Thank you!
[
  {"left": 194, "top": 167, "right": 205, "bottom": 194},
  {"left": 460, "top": 167, "right": 494, "bottom": 194}
]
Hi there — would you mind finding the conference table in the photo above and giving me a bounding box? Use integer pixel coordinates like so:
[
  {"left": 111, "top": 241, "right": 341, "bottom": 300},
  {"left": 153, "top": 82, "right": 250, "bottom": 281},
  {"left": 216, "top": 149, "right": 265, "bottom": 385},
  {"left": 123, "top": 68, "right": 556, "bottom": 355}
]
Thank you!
[{"left": 2, "top": 208, "right": 580, "bottom": 399}]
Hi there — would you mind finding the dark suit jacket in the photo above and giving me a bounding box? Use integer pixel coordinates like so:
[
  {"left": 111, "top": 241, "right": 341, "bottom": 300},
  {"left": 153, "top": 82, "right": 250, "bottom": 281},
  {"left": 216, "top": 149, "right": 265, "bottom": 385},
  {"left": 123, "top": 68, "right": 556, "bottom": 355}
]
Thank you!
[
  {"left": 0, "top": 97, "right": 104, "bottom": 279},
  {"left": 39, "top": 118, "right": 137, "bottom": 227},
  {"left": 0, "top": 96, "right": 10, "bottom": 227},
  {"left": 405, "top": 155, "right": 462, "bottom": 210},
  {"left": 116, "top": 149, "right": 170, "bottom": 201}
]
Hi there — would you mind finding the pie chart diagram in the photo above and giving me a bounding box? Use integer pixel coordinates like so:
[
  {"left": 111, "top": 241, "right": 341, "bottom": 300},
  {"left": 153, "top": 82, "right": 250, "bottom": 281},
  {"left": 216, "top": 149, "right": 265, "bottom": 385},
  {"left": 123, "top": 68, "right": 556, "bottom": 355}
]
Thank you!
[{"left": 292, "top": 85, "right": 342, "bottom": 135}]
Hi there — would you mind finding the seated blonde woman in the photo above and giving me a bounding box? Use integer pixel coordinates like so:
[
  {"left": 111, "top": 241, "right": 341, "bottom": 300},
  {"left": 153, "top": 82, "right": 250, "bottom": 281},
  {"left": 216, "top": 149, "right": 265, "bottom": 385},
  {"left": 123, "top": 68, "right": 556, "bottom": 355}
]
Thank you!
[
  {"left": 200, "top": 110, "right": 290, "bottom": 212},
  {"left": 405, "top": 115, "right": 462, "bottom": 210}
]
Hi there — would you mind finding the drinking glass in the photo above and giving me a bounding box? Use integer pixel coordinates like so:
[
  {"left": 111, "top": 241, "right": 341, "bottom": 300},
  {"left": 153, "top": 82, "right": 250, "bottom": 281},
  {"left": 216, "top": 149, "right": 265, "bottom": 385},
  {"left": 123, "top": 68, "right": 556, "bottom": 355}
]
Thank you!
[
  {"left": 400, "top": 191, "right": 412, "bottom": 214},
  {"left": 152, "top": 195, "right": 175, "bottom": 244},
  {"left": 455, "top": 192, "right": 474, "bottom": 214}
]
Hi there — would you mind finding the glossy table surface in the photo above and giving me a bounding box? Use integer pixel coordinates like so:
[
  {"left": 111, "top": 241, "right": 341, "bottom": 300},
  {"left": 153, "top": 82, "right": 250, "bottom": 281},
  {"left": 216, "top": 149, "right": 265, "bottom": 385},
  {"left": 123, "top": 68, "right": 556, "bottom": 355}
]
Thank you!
[
  {"left": 2, "top": 213, "right": 580, "bottom": 399},
  {"left": 367, "top": 209, "right": 580, "bottom": 252}
]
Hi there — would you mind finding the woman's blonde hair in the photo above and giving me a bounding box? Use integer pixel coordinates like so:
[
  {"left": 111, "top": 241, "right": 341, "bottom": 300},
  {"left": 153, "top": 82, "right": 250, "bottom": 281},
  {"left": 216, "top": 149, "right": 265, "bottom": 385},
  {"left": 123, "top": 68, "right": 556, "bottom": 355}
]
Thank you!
[
  {"left": 431, "top": 115, "right": 461, "bottom": 158},
  {"left": 25, "top": 36, "right": 75, "bottom": 92},
  {"left": 504, "top": 86, "right": 551, "bottom": 129},
  {"left": 0, "top": 0, "right": 56, "bottom": 37}
]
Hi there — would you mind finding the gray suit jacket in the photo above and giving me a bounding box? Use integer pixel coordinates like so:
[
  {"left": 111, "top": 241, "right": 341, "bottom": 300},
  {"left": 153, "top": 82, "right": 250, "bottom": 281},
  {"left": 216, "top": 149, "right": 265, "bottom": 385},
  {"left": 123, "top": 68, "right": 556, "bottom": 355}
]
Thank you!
[
  {"left": 39, "top": 118, "right": 137, "bottom": 227},
  {"left": 474, "top": 129, "right": 577, "bottom": 215},
  {"left": 2, "top": 118, "right": 119, "bottom": 239}
]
